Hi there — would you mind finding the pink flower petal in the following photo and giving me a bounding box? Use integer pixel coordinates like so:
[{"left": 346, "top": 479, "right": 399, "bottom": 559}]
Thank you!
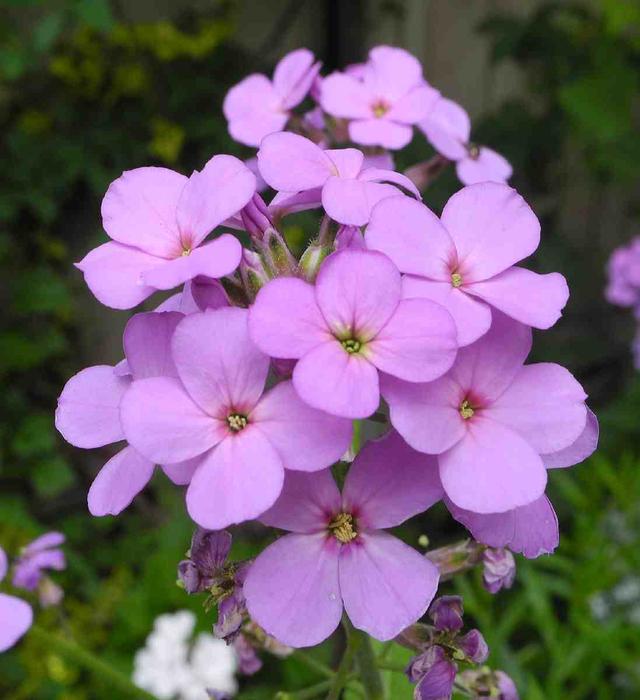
[
  {"left": 56, "top": 365, "right": 129, "bottom": 448},
  {"left": 251, "top": 381, "right": 352, "bottom": 472},
  {"left": 244, "top": 533, "right": 342, "bottom": 648},
  {"left": 268, "top": 189, "right": 323, "bottom": 218},
  {"left": 402, "top": 275, "right": 492, "bottom": 347},
  {"left": 366, "top": 298, "right": 458, "bottom": 382},
  {"left": 161, "top": 456, "right": 201, "bottom": 485},
  {"left": 324, "top": 148, "right": 364, "bottom": 178},
  {"left": 87, "top": 446, "right": 155, "bottom": 516},
  {"left": 365, "top": 196, "right": 454, "bottom": 281},
  {"left": 387, "top": 84, "right": 440, "bottom": 124},
  {"left": 258, "top": 132, "right": 335, "bottom": 192},
  {"left": 439, "top": 417, "right": 547, "bottom": 513},
  {"left": 320, "top": 72, "right": 373, "bottom": 119},
  {"left": 357, "top": 168, "right": 421, "bottom": 200},
  {"left": 141, "top": 235, "right": 242, "bottom": 291},
  {"left": 0, "top": 594, "right": 32, "bottom": 652},
  {"left": 487, "top": 363, "right": 588, "bottom": 455},
  {"left": 75, "top": 241, "right": 158, "bottom": 310},
  {"left": 465, "top": 267, "right": 569, "bottom": 329},
  {"left": 121, "top": 377, "right": 225, "bottom": 463},
  {"left": 187, "top": 428, "right": 285, "bottom": 528},
  {"left": 101, "top": 166, "right": 187, "bottom": 257},
  {"left": 322, "top": 177, "right": 399, "bottom": 226},
  {"left": 260, "top": 469, "right": 341, "bottom": 533},
  {"left": 449, "top": 495, "right": 559, "bottom": 558},
  {"left": 339, "top": 532, "right": 439, "bottom": 641},
  {"left": 349, "top": 119, "right": 414, "bottom": 150},
  {"left": 543, "top": 408, "right": 598, "bottom": 469},
  {"left": 456, "top": 146, "right": 512, "bottom": 185},
  {"left": 248, "top": 277, "right": 330, "bottom": 359},
  {"left": 123, "top": 311, "right": 183, "bottom": 380},
  {"left": 273, "top": 49, "right": 321, "bottom": 109},
  {"left": 419, "top": 97, "right": 470, "bottom": 161},
  {"left": 315, "top": 249, "right": 401, "bottom": 339},
  {"left": 441, "top": 183, "right": 540, "bottom": 282},
  {"left": 342, "top": 430, "right": 444, "bottom": 529},
  {"left": 293, "top": 341, "right": 380, "bottom": 419},
  {"left": 176, "top": 155, "right": 255, "bottom": 249},
  {"left": 381, "top": 374, "right": 466, "bottom": 454},
  {"left": 173, "top": 307, "right": 270, "bottom": 415},
  {"left": 366, "top": 46, "right": 424, "bottom": 100}
]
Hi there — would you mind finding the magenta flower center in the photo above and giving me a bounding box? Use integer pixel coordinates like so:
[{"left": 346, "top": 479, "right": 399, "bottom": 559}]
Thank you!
[
  {"left": 451, "top": 272, "right": 463, "bottom": 288},
  {"left": 227, "top": 413, "right": 248, "bottom": 432},
  {"left": 341, "top": 338, "right": 362, "bottom": 354},
  {"left": 371, "top": 99, "right": 390, "bottom": 118},
  {"left": 328, "top": 512, "right": 358, "bottom": 543},
  {"left": 459, "top": 399, "right": 475, "bottom": 420}
]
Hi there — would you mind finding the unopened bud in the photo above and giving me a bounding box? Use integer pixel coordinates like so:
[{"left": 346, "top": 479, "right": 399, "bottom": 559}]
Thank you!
[
  {"left": 240, "top": 193, "right": 273, "bottom": 242},
  {"left": 458, "top": 629, "right": 489, "bottom": 663},
  {"left": 239, "top": 250, "right": 270, "bottom": 301},
  {"left": 482, "top": 548, "right": 516, "bottom": 594},
  {"left": 429, "top": 595, "right": 464, "bottom": 632},
  {"left": 260, "top": 227, "right": 297, "bottom": 276},
  {"left": 298, "top": 241, "right": 332, "bottom": 282}
]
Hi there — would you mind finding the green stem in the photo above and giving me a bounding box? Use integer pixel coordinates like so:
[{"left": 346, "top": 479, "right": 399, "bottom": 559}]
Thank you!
[
  {"left": 29, "top": 625, "right": 156, "bottom": 700},
  {"left": 292, "top": 649, "right": 335, "bottom": 679},
  {"left": 326, "top": 621, "right": 362, "bottom": 700},
  {"left": 355, "top": 633, "right": 385, "bottom": 700},
  {"left": 376, "top": 660, "right": 406, "bottom": 673},
  {"left": 351, "top": 419, "right": 362, "bottom": 454}
]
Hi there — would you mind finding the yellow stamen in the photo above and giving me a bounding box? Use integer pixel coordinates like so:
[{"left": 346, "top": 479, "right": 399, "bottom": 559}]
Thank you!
[
  {"left": 451, "top": 272, "right": 463, "bottom": 288},
  {"left": 459, "top": 400, "right": 474, "bottom": 420},
  {"left": 328, "top": 512, "right": 357, "bottom": 543},
  {"left": 341, "top": 338, "right": 362, "bottom": 354},
  {"left": 227, "top": 413, "right": 248, "bottom": 432}
]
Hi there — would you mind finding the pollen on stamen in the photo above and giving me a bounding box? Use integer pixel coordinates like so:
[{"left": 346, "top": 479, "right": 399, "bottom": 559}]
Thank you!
[
  {"left": 328, "top": 512, "right": 357, "bottom": 543},
  {"left": 341, "top": 338, "right": 362, "bottom": 354},
  {"left": 181, "top": 247, "right": 192, "bottom": 257},
  {"left": 227, "top": 413, "right": 248, "bottom": 432},
  {"left": 371, "top": 100, "right": 390, "bottom": 118},
  {"left": 451, "top": 272, "right": 463, "bottom": 288},
  {"left": 459, "top": 400, "right": 475, "bottom": 420}
]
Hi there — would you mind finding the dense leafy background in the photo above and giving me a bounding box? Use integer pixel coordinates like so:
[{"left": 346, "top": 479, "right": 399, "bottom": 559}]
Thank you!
[{"left": 1, "top": 1, "right": 639, "bottom": 698}]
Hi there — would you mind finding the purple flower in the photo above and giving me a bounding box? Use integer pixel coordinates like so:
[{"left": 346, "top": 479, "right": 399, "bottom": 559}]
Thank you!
[
  {"left": 458, "top": 629, "right": 489, "bottom": 663},
  {"left": 406, "top": 646, "right": 456, "bottom": 700},
  {"left": 419, "top": 97, "right": 512, "bottom": 185},
  {"left": 244, "top": 431, "right": 442, "bottom": 647},
  {"left": 382, "top": 313, "right": 596, "bottom": 513},
  {"left": 232, "top": 633, "right": 262, "bottom": 676},
  {"left": 320, "top": 46, "right": 440, "bottom": 149},
  {"left": 482, "top": 548, "right": 516, "bottom": 594},
  {"left": 12, "top": 532, "right": 65, "bottom": 594},
  {"left": 178, "top": 529, "right": 232, "bottom": 594},
  {"left": 224, "top": 49, "right": 321, "bottom": 147},
  {"left": 605, "top": 237, "right": 640, "bottom": 309},
  {"left": 156, "top": 277, "right": 230, "bottom": 315},
  {"left": 56, "top": 312, "right": 202, "bottom": 516},
  {"left": 495, "top": 670, "right": 519, "bottom": 699},
  {"left": 365, "top": 184, "right": 569, "bottom": 346},
  {"left": 257, "top": 132, "right": 421, "bottom": 226},
  {"left": 428, "top": 596, "right": 464, "bottom": 633},
  {"left": 249, "top": 248, "right": 458, "bottom": 418},
  {"left": 0, "top": 547, "right": 33, "bottom": 653},
  {"left": 120, "top": 307, "right": 352, "bottom": 529},
  {"left": 76, "top": 156, "right": 255, "bottom": 309}
]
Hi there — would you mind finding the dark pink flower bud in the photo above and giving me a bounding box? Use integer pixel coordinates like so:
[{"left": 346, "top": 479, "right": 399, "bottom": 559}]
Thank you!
[
  {"left": 429, "top": 595, "right": 464, "bottom": 632},
  {"left": 241, "top": 194, "right": 273, "bottom": 242}
]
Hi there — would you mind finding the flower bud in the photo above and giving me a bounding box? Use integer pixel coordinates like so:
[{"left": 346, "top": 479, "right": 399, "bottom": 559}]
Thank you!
[
  {"left": 495, "top": 670, "right": 519, "bottom": 699},
  {"left": 260, "top": 227, "right": 297, "bottom": 276},
  {"left": 233, "top": 633, "right": 262, "bottom": 676},
  {"left": 240, "top": 193, "right": 273, "bottom": 242},
  {"left": 239, "top": 249, "right": 270, "bottom": 301},
  {"left": 429, "top": 595, "right": 464, "bottom": 632},
  {"left": 298, "top": 241, "right": 332, "bottom": 282},
  {"left": 482, "top": 548, "right": 516, "bottom": 594},
  {"left": 38, "top": 577, "right": 64, "bottom": 608},
  {"left": 406, "top": 646, "right": 456, "bottom": 700},
  {"left": 457, "top": 629, "right": 489, "bottom": 664}
]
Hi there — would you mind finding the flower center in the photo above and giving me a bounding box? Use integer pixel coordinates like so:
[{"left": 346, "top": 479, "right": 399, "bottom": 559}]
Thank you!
[
  {"left": 328, "top": 512, "right": 357, "bottom": 543},
  {"left": 371, "top": 99, "right": 390, "bottom": 118},
  {"left": 181, "top": 247, "right": 192, "bottom": 257},
  {"left": 341, "top": 338, "right": 362, "bottom": 354},
  {"left": 451, "top": 272, "right": 463, "bottom": 288},
  {"left": 467, "top": 142, "right": 480, "bottom": 160},
  {"left": 459, "top": 399, "right": 475, "bottom": 420},
  {"left": 227, "top": 413, "right": 248, "bottom": 432}
]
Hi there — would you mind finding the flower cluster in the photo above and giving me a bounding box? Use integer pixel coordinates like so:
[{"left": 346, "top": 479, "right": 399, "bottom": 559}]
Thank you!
[{"left": 55, "top": 44, "right": 598, "bottom": 697}]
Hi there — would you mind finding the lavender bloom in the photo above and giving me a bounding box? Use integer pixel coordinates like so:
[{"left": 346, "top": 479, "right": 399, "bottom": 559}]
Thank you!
[
  {"left": 605, "top": 237, "right": 640, "bottom": 309},
  {"left": 482, "top": 548, "right": 516, "bottom": 594},
  {"left": 233, "top": 633, "right": 262, "bottom": 676},
  {"left": 458, "top": 629, "right": 489, "bottom": 664},
  {"left": 428, "top": 596, "right": 464, "bottom": 633},
  {"left": 12, "top": 532, "right": 65, "bottom": 593},
  {"left": 406, "top": 646, "right": 456, "bottom": 700},
  {"left": 178, "top": 529, "right": 232, "bottom": 594},
  {"left": 495, "top": 670, "right": 519, "bottom": 699}
]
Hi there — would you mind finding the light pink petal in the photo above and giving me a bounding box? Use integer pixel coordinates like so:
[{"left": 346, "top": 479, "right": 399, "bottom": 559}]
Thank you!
[
  {"left": 465, "top": 267, "right": 569, "bottom": 329},
  {"left": 22, "top": 533, "right": 65, "bottom": 555},
  {"left": 322, "top": 177, "right": 399, "bottom": 226},
  {"left": 402, "top": 276, "right": 492, "bottom": 347},
  {"left": 449, "top": 494, "right": 559, "bottom": 558},
  {"left": 320, "top": 72, "right": 374, "bottom": 119},
  {"left": 87, "top": 446, "right": 155, "bottom": 516},
  {"left": 365, "top": 196, "right": 454, "bottom": 281},
  {"left": 172, "top": 307, "right": 269, "bottom": 416},
  {"left": 366, "top": 298, "right": 458, "bottom": 382},
  {"left": 75, "top": 242, "right": 158, "bottom": 309},
  {"left": 160, "top": 456, "right": 201, "bottom": 485},
  {"left": 450, "top": 311, "right": 532, "bottom": 403},
  {"left": 258, "top": 132, "right": 334, "bottom": 192},
  {"left": 229, "top": 111, "right": 289, "bottom": 149},
  {"left": 0, "top": 594, "right": 33, "bottom": 652},
  {"left": 357, "top": 168, "right": 421, "bottom": 199},
  {"left": 439, "top": 417, "right": 547, "bottom": 513},
  {"left": 381, "top": 374, "right": 465, "bottom": 454},
  {"left": 293, "top": 341, "right": 380, "bottom": 419},
  {"left": 190, "top": 277, "right": 230, "bottom": 311},
  {"left": 176, "top": 155, "right": 256, "bottom": 248},
  {"left": 268, "top": 188, "right": 323, "bottom": 218},
  {"left": 339, "top": 532, "right": 439, "bottom": 641},
  {"left": 419, "top": 97, "right": 470, "bottom": 160},
  {"left": 343, "top": 430, "right": 444, "bottom": 529},
  {"left": 324, "top": 148, "right": 364, "bottom": 178},
  {"left": 101, "top": 166, "right": 186, "bottom": 257},
  {"left": 141, "top": 235, "right": 242, "bottom": 291},
  {"left": 273, "top": 49, "right": 320, "bottom": 108},
  {"left": 244, "top": 533, "right": 342, "bottom": 648},
  {"left": 121, "top": 376, "right": 224, "bottom": 463},
  {"left": 543, "top": 408, "right": 598, "bottom": 469},
  {"left": 186, "top": 429, "right": 284, "bottom": 528},
  {"left": 349, "top": 119, "right": 414, "bottom": 150},
  {"left": 260, "top": 469, "right": 341, "bottom": 533},
  {"left": 248, "top": 277, "right": 330, "bottom": 359},
  {"left": 487, "top": 363, "right": 588, "bottom": 455},
  {"left": 251, "top": 381, "right": 352, "bottom": 472},
  {"left": 387, "top": 84, "right": 440, "bottom": 124},
  {"left": 315, "top": 249, "right": 401, "bottom": 339},
  {"left": 366, "top": 46, "right": 424, "bottom": 99},
  {"left": 456, "top": 146, "right": 512, "bottom": 185},
  {"left": 56, "top": 365, "right": 129, "bottom": 448},
  {"left": 362, "top": 151, "right": 395, "bottom": 171},
  {"left": 441, "top": 183, "right": 540, "bottom": 282},
  {"left": 123, "top": 311, "right": 183, "bottom": 380}
]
